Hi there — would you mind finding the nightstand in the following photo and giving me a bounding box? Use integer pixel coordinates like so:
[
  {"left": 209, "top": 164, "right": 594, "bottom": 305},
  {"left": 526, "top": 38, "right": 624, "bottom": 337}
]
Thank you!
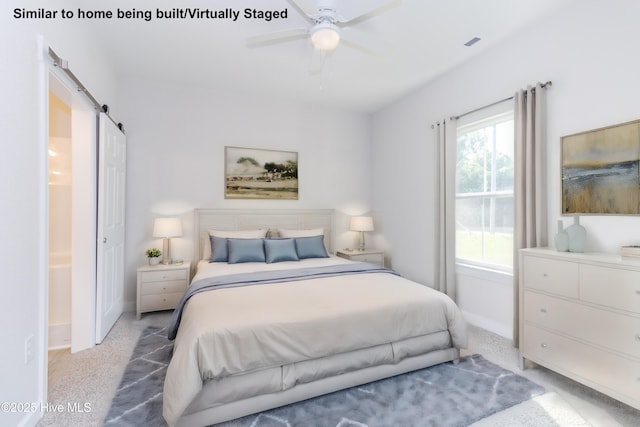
[
  {"left": 336, "top": 249, "right": 385, "bottom": 267},
  {"left": 136, "top": 262, "right": 191, "bottom": 319}
]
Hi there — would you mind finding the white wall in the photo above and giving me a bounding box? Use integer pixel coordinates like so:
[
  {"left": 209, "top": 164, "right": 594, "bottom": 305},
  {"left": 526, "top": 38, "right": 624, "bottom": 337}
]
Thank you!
[
  {"left": 372, "top": 0, "right": 640, "bottom": 338},
  {"left": 118, "top": 77, "right": 372, "bottom": 307},
  {"left": 0, "top": 1, "right": 118, "bottom": 425}
]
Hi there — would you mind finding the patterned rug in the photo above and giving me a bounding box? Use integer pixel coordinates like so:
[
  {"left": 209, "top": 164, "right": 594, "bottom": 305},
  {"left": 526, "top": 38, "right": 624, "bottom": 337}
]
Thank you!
[{"left": 104, "top": 326, "right": 545, "bottom": 427}]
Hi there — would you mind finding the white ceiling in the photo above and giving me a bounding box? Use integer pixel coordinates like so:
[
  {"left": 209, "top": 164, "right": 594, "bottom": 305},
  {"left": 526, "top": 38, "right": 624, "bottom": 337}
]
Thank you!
[{"left": 84, "top": 0, "right": 570, "bottom": 113}]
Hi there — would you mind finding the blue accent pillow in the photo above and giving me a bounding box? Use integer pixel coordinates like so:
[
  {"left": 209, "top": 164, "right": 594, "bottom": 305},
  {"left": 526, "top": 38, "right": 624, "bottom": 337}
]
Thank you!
[
  {"left": 265, "top": 238, "right": 299, "bottom": 263},
  {"left": 209, "top": 235, "right": 228, "bottom": 262},
  {"left": 295, "top": 235, "right": 329, "bottom": 259},
  {"left": 227, "top": 238, "right": 266, "bottom": 264}
]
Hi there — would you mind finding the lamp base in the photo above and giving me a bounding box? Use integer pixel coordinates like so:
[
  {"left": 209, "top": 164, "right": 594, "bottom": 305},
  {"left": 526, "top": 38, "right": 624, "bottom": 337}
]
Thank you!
[
  {"left": 357, "top": 231, "right": 365, "bottom": 252},
  {"left": 162, "top": 238, "right": 173, "bottom": 265}
]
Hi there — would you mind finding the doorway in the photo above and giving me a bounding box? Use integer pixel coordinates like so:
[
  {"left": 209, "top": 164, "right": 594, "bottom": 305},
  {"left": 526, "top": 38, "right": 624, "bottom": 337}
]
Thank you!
[
  {"left": 47, "top": 71, "right": 98, "bottom": 354},
  {"left": 48, "top": 81, "right": 72, "bottom": 350}
]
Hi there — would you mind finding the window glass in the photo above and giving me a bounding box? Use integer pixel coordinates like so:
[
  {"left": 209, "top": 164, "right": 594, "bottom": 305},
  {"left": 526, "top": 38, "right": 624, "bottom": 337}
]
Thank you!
[{"left": 456, "top": 111, "right": 514, "bottom": 270}]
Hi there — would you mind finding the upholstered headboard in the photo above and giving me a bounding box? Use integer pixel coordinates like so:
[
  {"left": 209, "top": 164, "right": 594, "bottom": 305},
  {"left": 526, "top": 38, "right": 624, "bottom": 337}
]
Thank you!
[{"left": 194, "top": 209, "right": 335, "bottom": 260}]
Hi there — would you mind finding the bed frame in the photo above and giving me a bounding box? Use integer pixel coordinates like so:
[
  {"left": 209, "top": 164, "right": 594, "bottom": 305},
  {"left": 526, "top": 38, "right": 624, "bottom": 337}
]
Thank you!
[{"left": 171, "top": 208, "right": 460, "bottom": 427}]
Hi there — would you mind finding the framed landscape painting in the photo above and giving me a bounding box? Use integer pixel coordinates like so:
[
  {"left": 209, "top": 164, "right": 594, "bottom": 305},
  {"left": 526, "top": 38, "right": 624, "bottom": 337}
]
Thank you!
[
  {"left": 562, "top": 119, "right": 640, "bottom": 214},
  {"left": 224, "top": 146, "right": 298, "bottom": 200}
]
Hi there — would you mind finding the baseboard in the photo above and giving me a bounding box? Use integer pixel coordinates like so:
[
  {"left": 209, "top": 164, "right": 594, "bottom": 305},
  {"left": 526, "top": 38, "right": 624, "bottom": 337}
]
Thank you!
[
  {"left": 462, "top": 310, "right": 512, "bottom": 340},
  {"left": 48, "top": 322, "right": 71, "bottom": 349}
]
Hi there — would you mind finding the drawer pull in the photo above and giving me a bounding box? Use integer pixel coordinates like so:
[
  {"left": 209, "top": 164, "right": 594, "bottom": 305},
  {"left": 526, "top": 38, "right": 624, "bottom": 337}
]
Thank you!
[
  {"left": 542, "top": 273, "right": 548, "bottom": 277},
  {"left": 635, "top": 334, "right": 640, "bottom": 342},
  {"left": 636, "top": 290, "right": 640, "bottom": 295},
  {"left": 540, "top": 343, "right": 547, "bottom": 349},
  {"left": 540, "top": 308, "right": 547, "bottom": 313}
]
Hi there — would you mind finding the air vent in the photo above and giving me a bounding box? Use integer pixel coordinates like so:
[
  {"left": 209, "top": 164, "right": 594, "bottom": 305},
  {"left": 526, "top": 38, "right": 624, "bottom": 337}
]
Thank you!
[{"left": 464, "top": 37, "right": 481, "bottom": 47}]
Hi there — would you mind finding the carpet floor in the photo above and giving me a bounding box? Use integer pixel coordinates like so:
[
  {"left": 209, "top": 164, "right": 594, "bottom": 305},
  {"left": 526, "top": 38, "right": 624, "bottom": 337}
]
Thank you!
[{"left": 104, "top": 326, "right": 545, "bottom": 427}]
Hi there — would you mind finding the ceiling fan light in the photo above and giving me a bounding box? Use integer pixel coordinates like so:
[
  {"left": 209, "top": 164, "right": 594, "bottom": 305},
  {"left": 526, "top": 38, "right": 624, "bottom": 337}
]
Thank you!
[{"left": 311, "top": 25, "right": 340, "bottom": 51}]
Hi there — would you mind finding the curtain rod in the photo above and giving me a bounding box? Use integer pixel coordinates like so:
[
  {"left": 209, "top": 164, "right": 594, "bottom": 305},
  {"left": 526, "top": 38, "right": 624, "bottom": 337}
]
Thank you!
[
  {"left": 450, "top": 80, "right": 552, "bottom": 121},
  {"left": 48, "top": 47, "right": 124, "bottom": 133}
]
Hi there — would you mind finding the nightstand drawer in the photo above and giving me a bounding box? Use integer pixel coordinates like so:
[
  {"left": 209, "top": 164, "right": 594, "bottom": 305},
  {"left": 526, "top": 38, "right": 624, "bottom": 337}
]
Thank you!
[
  {"left": 141, "top": 269, "right": 187, "bottom": 283},
  {"left": 336, "top": 251, "right": 384, "bottom": 266},
  {"left": 139, "top": 292, "right": 183, "bottom": 312},
  {"left": 137, "top": 262, "right": 191, "bottom": 319},
  {"left": 140, "top": 280, "right": 187, "bottom": 296},
  {"left": 350, "top": 253, "right": 384, "bottom": 264}
]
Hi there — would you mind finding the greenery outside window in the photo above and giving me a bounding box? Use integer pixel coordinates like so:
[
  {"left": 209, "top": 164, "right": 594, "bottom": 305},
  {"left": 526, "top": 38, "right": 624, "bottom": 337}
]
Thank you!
[{"left": 456, "top": 111, "right": 514, "bottom": 271}]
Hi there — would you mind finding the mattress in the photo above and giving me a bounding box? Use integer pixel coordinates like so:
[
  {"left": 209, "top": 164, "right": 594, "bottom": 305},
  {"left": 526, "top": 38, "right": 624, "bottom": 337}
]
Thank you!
[{"left": 163, "top": 257, "right": 468, "bottom": 426}]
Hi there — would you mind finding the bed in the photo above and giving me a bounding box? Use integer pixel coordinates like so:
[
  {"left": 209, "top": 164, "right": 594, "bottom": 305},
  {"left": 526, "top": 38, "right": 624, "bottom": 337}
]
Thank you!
[{"left": 163, "top": 209, "right": 468, "bottom": 427}]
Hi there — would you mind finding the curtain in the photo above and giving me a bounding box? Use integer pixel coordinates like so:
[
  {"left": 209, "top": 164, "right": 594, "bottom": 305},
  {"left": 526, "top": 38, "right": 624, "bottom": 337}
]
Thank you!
[
  {"left": 434, "top": 120, "right": 456, "bottom": 300},
  {"left": 513, "top": 83, "right": 548, "bottom": 346}
]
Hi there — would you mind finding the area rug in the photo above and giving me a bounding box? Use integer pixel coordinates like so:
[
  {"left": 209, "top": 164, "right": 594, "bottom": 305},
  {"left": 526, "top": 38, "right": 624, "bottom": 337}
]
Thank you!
[{"left": 104, "top": 326, "right": 545, "bottom": 427}]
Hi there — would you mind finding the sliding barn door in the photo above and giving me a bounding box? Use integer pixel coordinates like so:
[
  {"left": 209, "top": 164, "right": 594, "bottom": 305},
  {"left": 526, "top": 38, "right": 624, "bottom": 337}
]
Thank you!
[{"left": 96, "top": 113, "right": 126, "bottom": 344}]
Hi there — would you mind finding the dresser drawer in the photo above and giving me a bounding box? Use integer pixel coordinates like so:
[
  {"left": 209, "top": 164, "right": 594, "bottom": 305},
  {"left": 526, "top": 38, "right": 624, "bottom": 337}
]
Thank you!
[
  {"left": 524, "top": 291, "right": 640, "bottom": 358},
  {"left": 140, "top": 280, "right": 187, "bottom": 296},
  {"left": 524, "top": 324, "right": 640, "bottom": 403},
  {"left": 580, "top": 264, "right": 640, "bottom": 314},
  {"left": 141, "top": 269, "right": 187, "bottom": 283},
  {"left": 522, "top": 256, "right": 579, "bottom": 298},
  {"left": 139, "top": 292, "right": 183, "bottom": 312}
]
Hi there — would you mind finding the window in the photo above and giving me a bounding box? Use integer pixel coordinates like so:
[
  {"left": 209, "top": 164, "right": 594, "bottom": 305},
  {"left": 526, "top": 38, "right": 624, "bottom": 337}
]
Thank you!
[{"left": 455, "top": 111, "right": 514, "bottom": 271}]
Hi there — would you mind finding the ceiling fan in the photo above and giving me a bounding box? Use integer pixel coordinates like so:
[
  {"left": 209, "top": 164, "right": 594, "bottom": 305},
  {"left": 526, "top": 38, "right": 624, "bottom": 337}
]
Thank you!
[{"left": 246, "top": 0, "right": 401, "bottom": 54}]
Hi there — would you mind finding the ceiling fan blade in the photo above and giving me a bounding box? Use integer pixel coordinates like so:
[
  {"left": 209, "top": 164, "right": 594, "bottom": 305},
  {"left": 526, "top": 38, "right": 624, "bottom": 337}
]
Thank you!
[
  {"left": 287, "top": 0, "right": 318, "bottom": 22},
  {"left": 340, "top": 38, "right": 379, "bottom": 56},
  {"left": 338, "top": 0, "right": 402, "bottom": 27},
  {"left": 245, "top": 28, "right": 309, "bottom": 48}
]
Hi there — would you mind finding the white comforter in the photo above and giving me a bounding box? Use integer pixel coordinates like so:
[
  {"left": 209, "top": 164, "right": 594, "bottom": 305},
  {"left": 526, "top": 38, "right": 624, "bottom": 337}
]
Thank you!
[{"left": 163, "top": 257, "right": 467, "bottom": 426}]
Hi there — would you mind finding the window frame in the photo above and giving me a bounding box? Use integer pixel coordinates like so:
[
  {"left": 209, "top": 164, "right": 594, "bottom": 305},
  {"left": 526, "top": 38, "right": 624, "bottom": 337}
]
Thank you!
[{"left": 455, "top": 110, "right": 515, "bottom": 273}]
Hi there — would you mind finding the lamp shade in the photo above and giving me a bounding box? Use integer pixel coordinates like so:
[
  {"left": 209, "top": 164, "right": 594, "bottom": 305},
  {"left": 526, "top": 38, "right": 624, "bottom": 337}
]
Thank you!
[
  {"left": 350, "top": 216, "right": 374, "bottom": 232},
  {"left": 153, "top": 217, "right": 183, "bottom": 238}
]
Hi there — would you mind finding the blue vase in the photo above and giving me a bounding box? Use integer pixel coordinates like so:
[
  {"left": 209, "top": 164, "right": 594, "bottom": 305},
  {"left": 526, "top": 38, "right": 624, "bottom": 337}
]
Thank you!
[
  {"left": 554, "top": 219, "right": 569, "bottom": 252},
  {"left": 566, "top": 216, "right": 586, "bottom": 253}
]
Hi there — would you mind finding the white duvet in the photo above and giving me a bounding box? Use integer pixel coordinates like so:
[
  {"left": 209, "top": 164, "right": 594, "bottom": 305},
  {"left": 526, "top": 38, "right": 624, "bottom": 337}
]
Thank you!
[{"left": 163, "top": 257, "right": 467, "bottom": 426}]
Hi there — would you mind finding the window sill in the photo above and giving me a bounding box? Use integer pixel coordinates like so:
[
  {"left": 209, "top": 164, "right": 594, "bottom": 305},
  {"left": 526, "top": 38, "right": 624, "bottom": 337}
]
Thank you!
[{"left": 455, "top": 262, "right": 513, "bottom": 285}]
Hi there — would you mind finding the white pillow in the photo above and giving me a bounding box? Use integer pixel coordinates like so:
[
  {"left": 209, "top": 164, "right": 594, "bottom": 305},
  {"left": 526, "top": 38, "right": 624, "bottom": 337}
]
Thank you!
[
  {"left": 202, "top": 229, "right": 268, "bottom": 260},
  {"left": 277, "top": 228, "right": 324, "bottom": 238},
  {"left": 208, "top": 229, "right": 268, "bottom": 238}
]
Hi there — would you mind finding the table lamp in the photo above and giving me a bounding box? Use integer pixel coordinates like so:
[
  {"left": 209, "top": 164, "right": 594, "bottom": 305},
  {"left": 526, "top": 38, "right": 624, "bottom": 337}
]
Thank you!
[
  {"left": 153, "top": 217, "right": 182, "bottom": 264},
  {"left": 350, "top": 216, "right": 373, "bottom": 252}
]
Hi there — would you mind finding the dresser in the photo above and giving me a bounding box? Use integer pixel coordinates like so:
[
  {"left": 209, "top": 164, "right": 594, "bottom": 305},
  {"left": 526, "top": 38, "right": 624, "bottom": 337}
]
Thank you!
[
  {"left": 136, "top": 262, "right": 191, "bottom": 319},
  {"left": 519, "top": 248, "right": 640, "bottom": 410},
  {"left": 336, "top": 249, "right": 385, "bottom": 267}
]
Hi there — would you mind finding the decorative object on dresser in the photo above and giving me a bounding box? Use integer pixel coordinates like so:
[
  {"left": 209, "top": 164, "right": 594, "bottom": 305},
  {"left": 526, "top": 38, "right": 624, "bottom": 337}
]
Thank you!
[
  {"left": 561, "top": 118, "right": 640, "bottom": 214},
  {"left": 519, "top": 248, "right": 640, "bottom": 411},
  {"left": 349, "top": 216, "right": 374, "bottom": 251},
  {"left": 565, "top": 215, "right": 586, "bottom": 253},
  {"left": 145, "top": 247, "right": 162, "bottom": 265},
  {"left": 553, "top": 219, "right": 569, "bottom": 252},
  {"left": 336, "top": 249, "right": 384, "bottom": 267},
  {"left": 136, "top": 261, "right": 190, "bottom": 319},
  {"left": 153, "top": 217, "right": 183, "bottom": 265}
]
